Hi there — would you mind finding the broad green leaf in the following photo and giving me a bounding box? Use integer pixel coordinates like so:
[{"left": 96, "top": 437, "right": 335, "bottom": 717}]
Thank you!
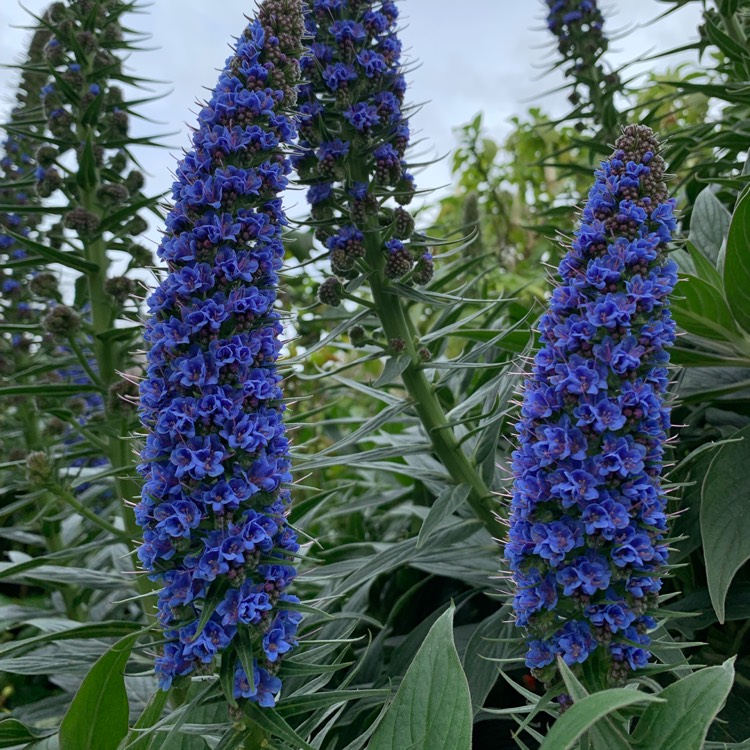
[
  {"left": 557, "top": 659, "right": 632, "bottom": 750},
  {"left": 540, "top": 689, "right": 662, "bottom": 750},
  {"left": 631, "top": 659, "right": 735, "bottom": 750},
  {"left": 689, "top": 187, "right": 731, "bottom": 267},
  {"left": 688, "top": 243, "right": 724, "bottom": 288},
  {"left": 59, "top": 632, "right": 139, "bottom": 750},
  {"left": 416, "top": 484, "right": 471, "bottom": 548},
  {"left": 0, "top": 719, "right": 54, "bottom": 747},
  {"left": 700, "top": 425, "right": 750, "bottom": 622},
  {"left": 368, "top": 606, "right": 472, "bottom": 750},
  {"left": 723, "top": 187, "right": 750, "bottom": 334},
  {"left": 672, "top": 274, "right": 739, "bottom": 341}
]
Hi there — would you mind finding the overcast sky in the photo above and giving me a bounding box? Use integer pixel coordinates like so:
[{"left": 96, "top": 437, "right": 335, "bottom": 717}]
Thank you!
[{"left": 0, "top": 0, "right": 702, "bottom": 220}]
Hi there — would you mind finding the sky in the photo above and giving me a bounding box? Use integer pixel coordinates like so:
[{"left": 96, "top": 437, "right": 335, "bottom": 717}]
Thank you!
[{"left": 0, "top": 0, "right": 703, "bottom": 226}]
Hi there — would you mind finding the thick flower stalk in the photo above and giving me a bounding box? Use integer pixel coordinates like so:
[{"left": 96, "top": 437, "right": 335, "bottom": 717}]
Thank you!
[
  {"left": 545, "top": 0, "right": 620, "bottom": 136},
  {"left": 136, "top": 0, "right": 304, "bottom": 706},
  {"left": 505, "top": 125, "right": 677, "bottom": 685},
  {"left": 295, "top": 0, "right": 503, "bottom": 538}
]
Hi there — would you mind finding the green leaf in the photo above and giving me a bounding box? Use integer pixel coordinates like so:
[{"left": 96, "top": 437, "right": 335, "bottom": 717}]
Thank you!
[
  {"left": 671, "top": 274, "right": 740, "bottom": 341},
  {"left": 416, "top": 484, "right": 471, "bottom": 548},
  {"left": 241, "top": 703, "right": 316, "bottom": 750},
  {"left": 690, "top": 188, "right": 731, "bottom": 267},
  {"left": 277, "top": 688, "right": 388, "bottom": 717},
  {"left": 96, "top": 194, "right": 164, "bottom": 235},
  {"left": 557, "top": 660, "right": 632, "bottom": 749},
  {"left": 59, "top": 632, "right": 139, "bottom": 750},
  {"left": 96, "top": 325, "right": 142, "bottom": 344},
  {"left": 724, "top": 187, "right": 750, "bottom": 334},
  {"left": 700, "top": 425, "right": 750, "bottom": 622},
  {"left": 119, "top": 689, "right": 169, "bottom": 750},
  {"left": 539, "top": 689, "right": 663, "bottom": 750},
  {"left": 704, "top": 15, "right": 749, "bottom": 65},
  {"left": 77, "top": 131, "right": 98, "bottom": 191},
  {"left": 0, "top": 719, "right": 54, "bottom": 747},
  {"left": 0, "top": 383, "right": 102, "bottom": 398},
  {"left": 368, "top": 606, "right": 473, "bottom": 750},
  {"left": 461, "top": 605, "right": 521, "bottom": 715},
  {"left": 0, "top": 204, "right": 68, "bottom": 214},
  {"left": 631, "top": 659, "right": 735, "bottom": 750},
  {"left": 0, "top": 620, "right": 143, "bottom": 658},
  {"left": 373, "top": 354, "right": 411, "bottom": 387},
  {"left": 0, "top": 228, "right": 98, "bottom": 274},
  {"left": 688, "top": 243, "right": 724, "bottom": 289}
]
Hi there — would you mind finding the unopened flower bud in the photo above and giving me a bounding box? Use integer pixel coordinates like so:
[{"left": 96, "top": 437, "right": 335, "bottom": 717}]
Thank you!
[
  {"left": 64, "top": 207, "right": 100, "bottom": 235},
  {"left": 29, "top": 272, "right": 59, "bottom": 299},
  {"left": 104, "top": 275, "right": 136, "bottom": 303},
  {"left": 42, "top": 305, "right": 81, "bottom": 339},
  {"left": 348, "top": 325, "right": 366, "bottom": 347},
  {"left": 26, "top": 451, "right": 52, "bottom": 486},
  {"left": 317, "top": 277, "right": 343, "bottom": 306}
]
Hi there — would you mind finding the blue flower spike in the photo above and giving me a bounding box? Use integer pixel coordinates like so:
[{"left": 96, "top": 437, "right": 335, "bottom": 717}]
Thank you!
[
  {"left": 506, "top": 124, "right": 677, "bottom": 687},
  {"left": 136, "top": 0, "right": 304, "bottom": 707}
]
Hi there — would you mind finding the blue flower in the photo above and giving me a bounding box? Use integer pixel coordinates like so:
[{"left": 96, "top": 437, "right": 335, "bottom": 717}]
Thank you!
[
  {"left": 136, "top": 0, "right": 304, "bottom": 706},
  {"left": 506, "top": 125, "right": 676, "bottom": 683},
  {"left": 298, "top": 0, "right": 426, "bottom": 291}
]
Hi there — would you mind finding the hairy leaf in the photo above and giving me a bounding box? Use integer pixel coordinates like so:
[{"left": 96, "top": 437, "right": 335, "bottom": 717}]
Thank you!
[
  {"left": 701, "top": 425, "right": 750, "bottom": 622},
  {"left": 368, "top": 606, "right": 472, "bottom": 750}
]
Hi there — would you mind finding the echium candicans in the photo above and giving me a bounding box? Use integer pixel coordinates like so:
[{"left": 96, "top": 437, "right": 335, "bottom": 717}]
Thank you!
[
  {"left": 0, "top": 17, "right": 56, "bottom": 461},
  {"left": 35, "top": 0, "right": 151, "bottom": 262},
  {"left": 0, "top": 20, "right": 51, "bottom": 369},
  {"left": 505, "top": 125, "right": 677, "bottom": 685},
  {"left": 136, "top": 0, "right": 304, "bottom": 707},
  {"left": 295, "top": 0, "right": 433, "bottom": 302},
  {"left": 545, "top": 0, "right": 620, "bottom": 133}
]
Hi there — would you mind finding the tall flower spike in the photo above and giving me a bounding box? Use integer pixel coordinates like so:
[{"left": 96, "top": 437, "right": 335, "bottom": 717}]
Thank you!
[
  {"left": 294, "top": 0, "right": 503, "bottom": 539},
  {"left": 545, "top": 0, "right": 620, "bottom": 134},
  {"left": 505, "top": 125, "right": 677, "bottom": 686},
  {"left": 136, "top": 0, "right": 304, "bottom": 707},
  {"left": 0, "top": 19, "right": 53, "bottom": 457},
  {"left": 296, "top": 0, "right": 431, "bottom": 294}
]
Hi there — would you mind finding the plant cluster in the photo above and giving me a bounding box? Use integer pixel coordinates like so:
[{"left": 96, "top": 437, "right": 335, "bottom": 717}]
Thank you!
[{"left": 0, "top": 1, "right": 749, "bottom": 749}]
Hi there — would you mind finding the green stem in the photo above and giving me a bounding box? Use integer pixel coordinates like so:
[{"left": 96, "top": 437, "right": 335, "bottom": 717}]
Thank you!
[
  {"left": 67, "top": 335, "right": 105, "bottom": 389},
  {"left": 40, "top": 490, "right": 81, "bottom": 619},
  {"left": 73, "top": 109, "right": 141, "bottom": 545},
  {"left": 54, "top": 481, "right": 131, "bottom": 543},
  {"left": 351, "top": 163, "right": 503, "bottom": 539},
  {"left": 18, "top": 396, "right": 40, "bottom": 453},
  {"left": 368, "top": 276, "right": 503, "bottom": 539},
  {"left": 68, "top": 79, "right": 152, "bottom": 597}
]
